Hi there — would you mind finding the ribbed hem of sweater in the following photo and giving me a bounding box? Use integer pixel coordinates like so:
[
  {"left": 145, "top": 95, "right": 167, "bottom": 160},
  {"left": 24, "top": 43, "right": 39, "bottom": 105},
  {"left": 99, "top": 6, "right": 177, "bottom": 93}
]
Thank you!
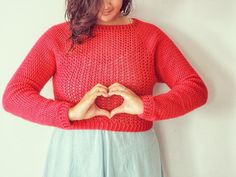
[{"left": 58, "top": 114, "right": 153, "bottom": 132}]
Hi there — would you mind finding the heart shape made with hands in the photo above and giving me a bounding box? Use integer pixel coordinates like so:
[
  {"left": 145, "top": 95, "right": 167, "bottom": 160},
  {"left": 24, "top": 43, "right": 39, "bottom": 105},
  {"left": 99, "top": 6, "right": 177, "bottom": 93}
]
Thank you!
[
  {"left": 92, "top": 83, "right": 143, "bottom": 118},
  {"left": 94, "top": 88, "right": 125, "bottom": 118}
]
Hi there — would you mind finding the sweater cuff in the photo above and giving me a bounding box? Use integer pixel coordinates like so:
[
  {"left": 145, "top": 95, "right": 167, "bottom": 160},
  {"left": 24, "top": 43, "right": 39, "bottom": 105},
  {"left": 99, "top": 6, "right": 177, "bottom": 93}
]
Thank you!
[
  {"left": 57, "top": 102, "right": 74, "bottom": 129},
  {"left": 137, "top": 95, "right": 156, "bottom": 121}
]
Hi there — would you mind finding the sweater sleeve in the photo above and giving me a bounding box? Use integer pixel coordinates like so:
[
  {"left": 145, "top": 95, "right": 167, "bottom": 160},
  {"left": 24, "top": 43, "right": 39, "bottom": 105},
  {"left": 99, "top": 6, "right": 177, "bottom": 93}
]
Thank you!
[
  {"left": 137, "top": 28, "right": 208, "bottom": 121},
  {"left": 2, "top": 27, "right": 74, "bottom": 129}
]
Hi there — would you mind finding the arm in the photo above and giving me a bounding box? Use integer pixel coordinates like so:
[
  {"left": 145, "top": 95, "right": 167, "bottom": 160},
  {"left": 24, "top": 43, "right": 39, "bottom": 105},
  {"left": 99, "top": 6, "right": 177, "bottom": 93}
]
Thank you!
[
  {"left": 137, "top": 28, "right": 208, "bottom": 121},
  {"left": 2, "top": 26, "right": 74, "bottom": 129}
]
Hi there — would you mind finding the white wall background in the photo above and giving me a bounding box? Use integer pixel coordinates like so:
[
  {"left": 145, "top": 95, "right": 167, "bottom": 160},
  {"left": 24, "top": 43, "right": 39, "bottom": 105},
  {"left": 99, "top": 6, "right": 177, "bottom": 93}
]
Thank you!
[{"left": 0, "top": 0, "right": 235, "bottom": 177}]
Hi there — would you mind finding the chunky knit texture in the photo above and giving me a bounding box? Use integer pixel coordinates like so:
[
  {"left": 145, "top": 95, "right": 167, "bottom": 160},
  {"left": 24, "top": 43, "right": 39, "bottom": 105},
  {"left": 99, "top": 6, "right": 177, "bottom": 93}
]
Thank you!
[{"left": 2, "top": 17, "right": 208, "bottom": 132}]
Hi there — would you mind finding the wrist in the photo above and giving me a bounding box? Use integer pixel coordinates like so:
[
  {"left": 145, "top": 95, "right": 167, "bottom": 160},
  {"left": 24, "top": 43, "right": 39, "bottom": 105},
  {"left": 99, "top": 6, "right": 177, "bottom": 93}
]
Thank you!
[
  {"left": 137, "top": 96, "right": 144, "bottom": 114},
  {"left": 68, "top": 108, "right": 75, "bottom": 121}
]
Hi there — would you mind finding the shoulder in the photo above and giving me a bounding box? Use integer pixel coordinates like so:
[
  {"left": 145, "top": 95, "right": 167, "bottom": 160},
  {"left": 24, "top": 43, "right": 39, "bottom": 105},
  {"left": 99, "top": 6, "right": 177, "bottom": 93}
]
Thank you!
[
  {"left": 136, "top": 18, "right": 164, "bottom": 32},
  {"left": 134, "top": 18, "right": 169, "bottom": 42},
  {"left": 41, "top": 21, "right": 70, "bottom": 40}
]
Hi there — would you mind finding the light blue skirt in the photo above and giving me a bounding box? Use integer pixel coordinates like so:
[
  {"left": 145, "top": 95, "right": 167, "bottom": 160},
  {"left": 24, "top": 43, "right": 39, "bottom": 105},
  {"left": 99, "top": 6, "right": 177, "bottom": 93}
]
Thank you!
[{"left": 42, "top": 125, "right": 163, "bottom": 177}]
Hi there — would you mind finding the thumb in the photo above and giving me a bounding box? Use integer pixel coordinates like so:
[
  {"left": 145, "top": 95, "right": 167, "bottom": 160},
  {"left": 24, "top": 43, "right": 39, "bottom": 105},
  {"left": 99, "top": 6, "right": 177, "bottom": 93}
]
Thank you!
[
  {"left": 110, "top": 106, "right": 123, "bottom": 117},
  {"left": 96, "top": 108, "right": 110, "bottom": 118}
]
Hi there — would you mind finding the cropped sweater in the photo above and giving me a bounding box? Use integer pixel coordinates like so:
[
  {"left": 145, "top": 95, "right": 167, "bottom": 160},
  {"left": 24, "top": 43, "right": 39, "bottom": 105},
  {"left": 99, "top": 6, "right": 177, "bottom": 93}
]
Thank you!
[{"left": 2, "top": 17, "right": 208, "bottom": 132}]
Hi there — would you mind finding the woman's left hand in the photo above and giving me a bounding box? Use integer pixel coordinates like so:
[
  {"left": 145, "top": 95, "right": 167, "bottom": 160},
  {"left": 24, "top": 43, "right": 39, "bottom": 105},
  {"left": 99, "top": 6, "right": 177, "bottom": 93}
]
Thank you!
[{"left": 108, "top": 82, "right": 144, "bottom": 118}]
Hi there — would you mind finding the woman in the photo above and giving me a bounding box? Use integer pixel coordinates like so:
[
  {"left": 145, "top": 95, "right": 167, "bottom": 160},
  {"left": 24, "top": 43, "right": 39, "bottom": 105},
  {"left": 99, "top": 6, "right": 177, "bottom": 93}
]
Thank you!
[{"left": 2, "top": 0, "right": 208, "bottom": 176}]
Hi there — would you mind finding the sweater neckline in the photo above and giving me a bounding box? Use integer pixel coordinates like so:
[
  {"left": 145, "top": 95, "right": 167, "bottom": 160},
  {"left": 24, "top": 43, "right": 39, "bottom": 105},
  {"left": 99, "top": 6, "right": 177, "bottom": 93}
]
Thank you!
[{"left": 94, "top": 17, "right": 139, "bottom": 30}]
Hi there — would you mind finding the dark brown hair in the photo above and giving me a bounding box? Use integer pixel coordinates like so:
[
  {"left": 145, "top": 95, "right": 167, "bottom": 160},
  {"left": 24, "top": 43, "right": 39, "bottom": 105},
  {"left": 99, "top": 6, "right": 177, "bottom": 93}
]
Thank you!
[{"left": 64, "top": 0, "right": 133, "bottom": 52}]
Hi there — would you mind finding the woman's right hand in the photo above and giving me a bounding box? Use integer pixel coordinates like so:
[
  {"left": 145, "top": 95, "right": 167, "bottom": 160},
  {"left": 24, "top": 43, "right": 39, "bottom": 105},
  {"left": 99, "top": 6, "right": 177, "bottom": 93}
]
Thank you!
[{"left": 68, "top": 83, "right": 111, "bottom": 121}]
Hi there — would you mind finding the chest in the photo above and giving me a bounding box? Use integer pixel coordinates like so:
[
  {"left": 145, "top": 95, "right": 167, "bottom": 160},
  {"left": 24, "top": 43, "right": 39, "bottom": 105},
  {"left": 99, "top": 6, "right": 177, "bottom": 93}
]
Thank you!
[{"left": 52, "top": 35, "right": 156, "bottom": 103}]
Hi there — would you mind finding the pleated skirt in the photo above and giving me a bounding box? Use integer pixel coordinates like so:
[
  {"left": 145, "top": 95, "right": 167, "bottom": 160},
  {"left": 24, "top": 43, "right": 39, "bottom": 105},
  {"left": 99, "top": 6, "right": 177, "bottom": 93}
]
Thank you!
[{"left": 42, "top": 125, "right": 163, "bottom": 177}]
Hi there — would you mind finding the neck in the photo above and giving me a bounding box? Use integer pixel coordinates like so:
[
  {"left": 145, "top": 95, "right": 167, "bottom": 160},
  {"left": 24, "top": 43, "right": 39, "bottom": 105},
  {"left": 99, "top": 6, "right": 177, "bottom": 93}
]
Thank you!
[{"left": 96, "top": 15, "right": 131, "bottom": 25}]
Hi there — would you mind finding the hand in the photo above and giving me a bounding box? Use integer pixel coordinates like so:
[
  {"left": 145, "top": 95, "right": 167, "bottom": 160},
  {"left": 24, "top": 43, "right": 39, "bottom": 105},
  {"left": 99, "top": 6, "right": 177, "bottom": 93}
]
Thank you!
[
  {"left": 69, "top": 83, "right": 110, "bottom": 121},
  {"left": 69, "top": 82, "right": 144, "bottom": 120},
  {"left": 107, "top": 82, "right": 144, "bottom": 118}
]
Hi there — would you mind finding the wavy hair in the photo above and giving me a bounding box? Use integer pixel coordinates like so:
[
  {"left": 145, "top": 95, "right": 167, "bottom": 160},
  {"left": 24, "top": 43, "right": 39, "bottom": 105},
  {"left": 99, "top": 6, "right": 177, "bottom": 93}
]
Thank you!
[{"left": 64, "top": 0, "right": 133, "bottom": 52}]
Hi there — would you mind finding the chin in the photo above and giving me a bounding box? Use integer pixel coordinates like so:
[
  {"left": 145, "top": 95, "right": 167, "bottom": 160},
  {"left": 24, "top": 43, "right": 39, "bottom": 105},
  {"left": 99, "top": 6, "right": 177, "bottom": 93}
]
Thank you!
[{"left": 98, "top": 13, "right": 120, "bottom": 21}]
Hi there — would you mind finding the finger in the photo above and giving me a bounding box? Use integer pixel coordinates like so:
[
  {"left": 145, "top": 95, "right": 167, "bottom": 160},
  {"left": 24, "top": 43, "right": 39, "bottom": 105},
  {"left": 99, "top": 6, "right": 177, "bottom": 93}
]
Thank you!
[
  {"left": 85, "top": 91, "right": 106, "bottom": 106},
  {"left": 94, "top": 90, "right": 109, "bottom": 98},
  {"left": 108, "top": 82, "right": 120, "bottom": 88},
  {"left": 109, "top": 85, "right": 130, "bottom": 93},
  {"left": 91, "top": 84, "right": 109, "bottom": 94},
  {"left": 91, "top": 87, "right": 109, "bottom": 97},
  {"left": 92, "top": 86, "right": 108, "bottom": 93},
  {"left": 95, "top": 83, "right": 109, "bottom": 91},
  {"left": 108, "top": 90, "right": 128, "bottom": 98},
  {"left": 108, "top": 82, "right": 124, "bottom": 90}
]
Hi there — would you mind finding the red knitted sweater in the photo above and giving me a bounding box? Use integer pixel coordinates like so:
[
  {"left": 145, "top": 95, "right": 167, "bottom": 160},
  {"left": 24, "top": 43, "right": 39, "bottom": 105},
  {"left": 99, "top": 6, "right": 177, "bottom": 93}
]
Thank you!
[{"left": 2, "top": 17, "right": 208, "bottom": 132}]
